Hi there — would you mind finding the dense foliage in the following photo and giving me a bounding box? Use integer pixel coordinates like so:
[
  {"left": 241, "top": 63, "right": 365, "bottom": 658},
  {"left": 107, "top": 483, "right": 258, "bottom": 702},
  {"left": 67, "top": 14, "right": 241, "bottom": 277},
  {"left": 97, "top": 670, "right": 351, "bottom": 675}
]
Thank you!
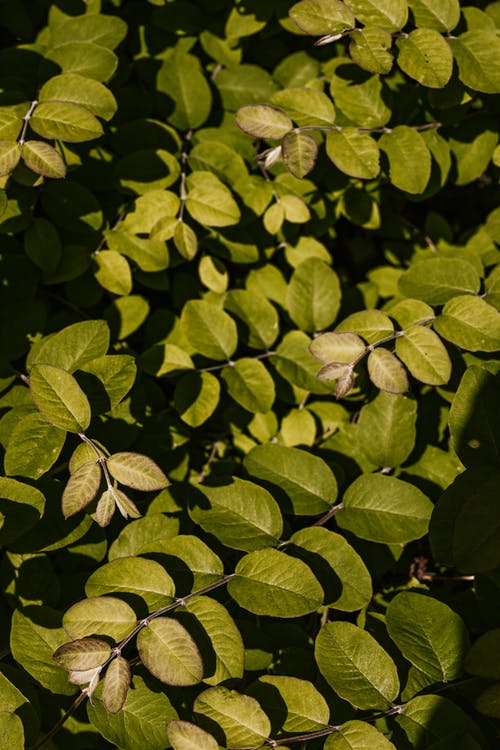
[{"left": 1, "top": 1, "right": 500, "bottom": 748}]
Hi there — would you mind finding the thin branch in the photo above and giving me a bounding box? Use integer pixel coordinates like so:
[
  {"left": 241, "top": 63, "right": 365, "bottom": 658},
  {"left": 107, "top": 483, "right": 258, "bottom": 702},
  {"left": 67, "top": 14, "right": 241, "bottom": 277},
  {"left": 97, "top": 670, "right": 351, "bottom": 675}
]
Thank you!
[
  {"left": 29, "top": 691, "right": 88, "bottom": 750},
  {"left": 18, "top": 100, "right": 38, "bottom": 146},
  {"left": 312, "top": 502, "right": 344, "bottom": 527}
]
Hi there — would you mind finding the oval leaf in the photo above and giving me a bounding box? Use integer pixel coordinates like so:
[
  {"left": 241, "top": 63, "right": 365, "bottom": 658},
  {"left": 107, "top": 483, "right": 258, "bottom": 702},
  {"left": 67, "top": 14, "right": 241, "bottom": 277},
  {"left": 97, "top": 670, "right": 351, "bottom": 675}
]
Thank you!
[
  {"left": 29, "top": 364, "right": 91, "bottom": 433},
  {"left": 137, "top": 617, "right": 203, "bottom": 686},
  {"left": 106, "top": 452, "right": 169, "bottom": 491}
]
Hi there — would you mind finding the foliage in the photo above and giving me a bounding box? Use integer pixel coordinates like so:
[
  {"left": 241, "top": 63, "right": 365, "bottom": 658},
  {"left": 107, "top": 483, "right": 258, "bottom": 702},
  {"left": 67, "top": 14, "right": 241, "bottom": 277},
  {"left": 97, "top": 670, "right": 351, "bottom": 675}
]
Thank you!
[{"left": 0, "top": 1, "right": 500, "bottom": 749}]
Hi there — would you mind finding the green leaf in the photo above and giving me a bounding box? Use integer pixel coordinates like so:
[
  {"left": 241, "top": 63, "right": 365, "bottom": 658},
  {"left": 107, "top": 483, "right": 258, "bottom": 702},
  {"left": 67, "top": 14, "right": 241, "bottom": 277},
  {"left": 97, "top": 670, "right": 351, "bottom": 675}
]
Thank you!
[
  {"left": 113, "top": 150, "right": 180, "bottom": 195},
  {"left": 386, "top": 592, "right": 469, "bottom": 682},
  {"left": 282, "top": 132, "right": 318, "bottom": 179},
  {"left": 235, "top": 104, "right": 293, "bottom": 139},
  {"left": 449, "top": 366, "right": 500, "bottom": 467},
  {"left": 324, "top": 720, "right": 396, "bottom": 750},
  {"left": 46, "top": 40, "right": 118, "bottom": 81},
  {"left": 228, "top": 548, "right": 324, "bottom": 617},
  {"left": 0, "top": 712, "right": 24, "bottom": 749},
  {"left": 244, "top": 443, "right": 337, "bottom": 515},
  {"left": 167, "top": 720, "right": 218, "bottom": 750},
  {"left": 157, "top": 51, "right": 212, "bottom": 130},
  {"left": 38, "top": 73, "right": 118, "bottom": 121},
  {"left": 379, "top": 126, "right": 431, "bottom": 194},
  {"left": 0, "top": 477, "right": 45, "bottom": 546},
  {"left": 291, "top": 527, "right": 372, "bottom": 611},
  {"left": 85, "top": 557, "right": 175, "bottom": 612},
  {"left": 186, "top": 596, "right": 244, "bottom": 685},
  {"left": 0, "top": 139, "right": 21, "bottom": 177},
  {"left": 249, "top": 675, "right": 330, "bottom": 732},
  {"left": 326, "top": 128, "right": 380, "bottom": 179},
  {"left": 315, "top": 621, "right": 399, "bottom": 710},
  {"left": 102, "top": 656, "right": 130, "bottom": 715},
  {"left": 62, "top": 460, "right": 101, "bottom": 518},
  {"left": 88, "top": 672, "right": 178, "bottom": 750},
  {"left": 174, "top": 221, "right": 198, "bottom": 261},
  {"left": 215, "top": 64, "right": 279, "bottom": 111},
  {"left": 194, "top": 686, "right": 271, "bottom": 749},
  {"left": 23, "top": 217, "right": 61, "bottom": 274},
  {"left": 407, "top": 0, "right": 460, "bottom": 32},
  {"left": 395, "top": 695, "right": 485, "bottom": 748},
  {"left": 395, "top": 326, "right": 451, "bottom": 385},
  {"left": 347, "top": 0, "right": 408, "bottom": 31},
  {"left": 337, "top": 473, "right": 433, "bottom": 543},
  {"left": 137, "top": 617, "right": 203, "bottom": 686},
  {"left": 329, "top": 58, "right": 390, "bottom": 128},
  {"left": 106, "top": 452, "right": 169, "bottom": 491},
  {"left": 181, "top": 300, "right": 238, "bottom": 360},
  {"left": 349, "top": 27, "right": 394, "bottom": 75},
  {"left": 397, "top": 29, "right": 453, "bottom": 88},
  {"left": 139, "top": 534, "right": 223, "bottom": 591},
  {"left": 221, "top": 358, "right": 275, "bottom": 413},
  {"left": 108, "top": 515, "right": 180, "bottom": 561},
  {"left": 310, "top": 331, "right": 366, "bottom": 364},
  {"left": 10, "top": 608, "right": 76, "bottom": 695},
  {"left": 53, "top": 637, "right": 111, "bottom": 671},
  {"left": 29, "top": 320, "right": 110, "bottom": 373},
  {"left": 22, "top": 140, "right": 66, "bottom": 179},
  {"left": 270, "top": 88, "right": 336, "bottom": 127},
  {"left": 290, "top": 0, "right": 355, "bottom": 36},
  {"left": 186, "top": 172, "right": 241, "bottom": 227},
  {"left": 286, "top": 258, "right": 341, "bottom": 333},
  {"left": 356, "top": 392, "right": 417, "bottom": 468},
  {"left": 189, "top": 477, "right": 283, "bottom": 552},
  {"left": 367, "top": 349, "right": 409, "bottom": 394},
  {"left": 4, "top": 411, "right": 66, "bottom": 480},
  {"left": 450, "top": 31, "right": 500, "bottom": 94},
  {"left": 79, "top": 354, "right": 137, "bottom": 412},
  {"left": 105, "top": 295, "right": 150, "bottom": 340},
  {"left": 30, "top": 101, "right": 103, "bottom": 143},
  {"left": 225, "top": 289, "right": 279, "bottom": 350},
  {"left": 398, "top": 257, "right": 481, "bottom": 305},
  {"left": 63, "top": 596, "right": 137, "bottom": 641},
  {"left": 174, "top": 371, "right": 221, "bottom": 427},
  {"left": 434, "top": 296, "right": 500, "bottom": 352},
  {"left": 29, "top": 364, "right": 91, "bottom": 433},
  {"left": 336, "top": 309, "right": 394, "bottom": 343},
  {"left": 105, "top": 229, "right": 169, "bottom": 272},
  {"left": 465, "top": 629, "right": 500, "bottom": 679},
  {"left": 450, "top": 112, "right": 500, "bottom": 182}
]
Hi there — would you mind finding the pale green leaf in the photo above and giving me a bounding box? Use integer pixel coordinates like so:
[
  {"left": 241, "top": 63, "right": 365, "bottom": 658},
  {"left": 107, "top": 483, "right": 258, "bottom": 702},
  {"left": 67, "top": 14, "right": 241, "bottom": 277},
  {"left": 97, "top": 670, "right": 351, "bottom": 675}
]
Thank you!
[
  {"left": 235, "top": 104, "right": 293, "bottom": 139},
  {"left": 379, "top": 126, "right": 431, "bottom": 194},
  {"left": 28, "top": 320, "right": 110, "bottom": 373},
  {"left": 399, "top": 256, "right": 481, "bottom": 305},
  {"left": 286, "top": 258, "right": 341, "bottom": 333},
  {"left": 434, "top": 295, "right": 500, "bottom": 351},
  {"left": 329, "top": 58, "right": 391, "bottom": 128},
  {"left": 181, "top": 299, "right": 237, "bottom": 360},
  {"left": 450, "top": 31, "right": 500, "bottom": 94},
  {"left": 85, "top": 557, "right": 175, "bottom": 612},
  {"left": 336, "top": 309, "right": 394, "bottom": 343},
  {"left": 62, "top": 460, "right": 101, "bottom": 518},
  {"left": 186, "top": 171, "right": 240, "bottom": 227},
  {"left": 290, "top": 0, "right": 355, "bottom": 35},
  {"left": 249, "top": 675, "right": 330, "bottom": 732},
  {"left": 174, "top": 371, "right": 221, "bottom": 427},
  {"left": 408, "top": 0, "right": 460, "bottom": 31},
  {"left": 356, "top": 392, "right": 416, "bottom": 468},
  {"left": 186, "top": 596, "right": 244, "bottom": 685},
  {"left": 326, "top": 128, "right": 380, "bottom": 179},
  {"left": 270, "top": 88, "right": 336, "bottom": 127},
  {"left": 167, "top": 720, "right": 218, "bottom": 750},
  {"left": 349, "top": 27, "right": 394, "bottom": 74},
  {"left": 106, "top": 452, "right": 169, "bottom": 491},
  {"left": 4, "top": 411, "right": 66, "bottom": 480},
  {"left": 347, "top": 0, "right": 408, "bottom": 30},
  {"left": 30, "top": 101, "right": 103, "bottom": 143},
  {"left": 102, "top": 656, "right": 130, "bottom": 715},
  {"left": 194, "top": 686, "right": 271, "bottom": 750},
  {"left": 367, "top": 348, "right": 408, "bottom": 393},
  {"left": 137, "top": 617, "right": 203, "bottom": 686},
  {"left": 0, "top": 139, "right": 21, "bottom": 177},
  {"left": 282, "top": 132, "right": 318, "bottom": 179},
  {"left": 157, "top": 51, "right": 212, "bottom": 130},
  {"left": 53, "top": 637, "right": 111, "bottom": 671},
  {"left": 49, "top": 13, "right": 127, "bottom": 49},
  {"left": 221, "top": 358, "right": 275, "bottom": 413},
  {"left": 395, "top": 326, "right": 452, "bottom": 385},
  {"left": 22, "top": 141, "right": 66, "bottom": 179},
  {"left": 63, "top": 596, "right": 138, "bottom": 641},
  {"left": 397, "top": 29, "right": 453, "bottom": 88},
  {"left": 324, "top": 720, "right": 396, "bottom": 749},
  {"left": 29, "top": 364, "right": 91, "bottom": 433},
  {"left": 38, "top": 73, "right": 118, "bottom": 120},
  {"left": 94, "top": 251, "right": 131, "bottom": 295}
]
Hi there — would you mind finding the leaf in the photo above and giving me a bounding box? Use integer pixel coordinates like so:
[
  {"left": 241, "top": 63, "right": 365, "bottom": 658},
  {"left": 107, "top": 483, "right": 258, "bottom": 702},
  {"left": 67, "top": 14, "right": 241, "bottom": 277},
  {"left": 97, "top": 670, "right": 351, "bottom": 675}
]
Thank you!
[
  {"left": 407, "top": 0, "right": 460, "bottom": 32},
  {"left": 137, "top": 617, "right": 203, "bottom": 686},
  {"left": 336, "top": 309, "right": 394, "bottom": 343},
  {"left": 398, "top": 257, "right": 481, "bottom": 305},
  {"left": 290, "top": 527, "right": 372, "bottom": 611},
  {"left": 194, "top": 686, "right": 271, "bottom": 749},
  {"left": 310, "top": 331, "right": 366, "bottom": 364},
  {"left": 329, "top": 58, "right": 390, "bottom": 128},
  {"left": 0, "top": 139, "right": 21, "bottom": 177},
  {"left": 397, "top": 29, "right": 453, "bottom": 88},
  {"left": 282, "top": 132, "right": 318, "bottom": 178},
  {"left": 326, "top": 128, "right": 380, "bottom": 179},
  {"left": 113, "top": 150, "right": 180, "bottom": 195},
  {"left": 356, "top": 392, "right": 417, "bottom": 468},
  {"left": 386, "top": 592, "right": 469, "bottom": 682},
  {"left": 235, "top": 104, "right": 293, "bottom": 139},
  {"left": 395, "top": 695, "right": 485, "bottom": 748},
  {"left": 85, "top": 557, "right": 175, "bottom": 612},
  {"left": 249, "top": 675, "right": 330, "bottom": 733},
  {"left": 49, "top": 13, "right": 128, "bottom": 49},
  {"left": 290, "top": 0, "right": 355, "bottom": 36},
  {"left": 30, "top": 101, "right": 103, "bottom": 143},
  {"left": 174, "top": 221, "right": 198, "bottom": 261},
  {"left": 280, "top": 194, "right": 310, "bottom": 223},
  {"left": 367, "top": 349, "right": 409, "bottom": 394},
  {"left": 53, "top": 637, "right": 111, "bottom": 671},
  {"left": 38, "top": 73, "right": 118, "bottom": 121},
  {"left": 106, "top": 452, "right": 169, "bottom": 491},
  {"left": 189, "top": 477, "right": 283, "bottom": 552},
  {"left": 29, "top": 320, "right": 110, "bottom": 373},
  {"left": 62, "top": 460, "right": 102, "bottom": 518},
  {"left": 105, "top": 228, "right": 169, "bottom": 271},
  {"left": 379, "top": 126, "right": 431, "bottom": 194},
  {"left": 434, "top": 296, "right": 500, "bottom": 352},
  {"left": 286, "top": 258, "right": 342, "bottom": 333},
  {"left": 270, "top": 88, "right": 336, "bottom": 127},
  {"left": 63, "top": 596, "right": 138, "bottom": 641},
  {"left": 0, "top": 712, "right": 24, "bottom": 748},
  {"left": 395, "top": 326, "right": 451, "bottom": 385},
  {"left": 181, "top": 300, "right": 238, "bottom": 360},
  {"left": 0, "top": 477, "right": 45, "bottom": 546},
  {"left": 186, "top": 596, "right": 244, "bottom": 685},
  {"left": 79, "top": 354, "right": 137, "bottom": 412},
  {"left": 94, "top": 250, "right": 132, "bottom": 295},
  {"left": 157, "top": 51, "right": 212, "bottom": 130},
  {"left": 167, "top": 720, "right": 219, "bottom": 750},
  {"left": 315, "top": 621, "right": 400, "bottom": 710},
  {"left": 449, "top": 366, "right": 500, "bottom": 468},
  {"left": 4, "top": 411, "right": 66, "bottom": 480},
  {"left": 102, "top": 656, "right": 130, "bottom": 715},
  {"left": 94, "top": 490, "right": 116, "bottom": 528},
  {"left": 186, "top": 172, "right": 241, "bottom": 227},
  {"left": 174, "top": 371, "right": 221, "bottom": 427},
  {"left": 349, "top": 27, "right": 394, "bottom": 75},
  {"left": 29, "top": 364, "right": 91, "bottom": 433},
  {"left": 465, "top": 630, "right": 500, "bottom": 680},
  {"left": 221, "top": 358, "right": 275, "bottom": 413},
  {"left": 88, "top": 673, "right": 178, "bottom": 750},
  {"left": 244, "top": 443, "right": 337, "bottom": 515},
  {"left": 450, "top": 31, "right": 500, "bottom": 94},
  {"left": 347, "top": 0, "right": 408, "bottom": 31},
  {"left": 228, "top": 548, "right": 324, "bottom": 617},
  {"left": 324, "top": 720, "right": 396, "bottom": 749},
  {"left": 337, "top": 473, "right": 433, "bottom": 543},
  {"left": 22, "top": 141, "right": 66, "bottom": 179},
  {"left": 225, "top": 289, "right": 279, "bottom": 350}
]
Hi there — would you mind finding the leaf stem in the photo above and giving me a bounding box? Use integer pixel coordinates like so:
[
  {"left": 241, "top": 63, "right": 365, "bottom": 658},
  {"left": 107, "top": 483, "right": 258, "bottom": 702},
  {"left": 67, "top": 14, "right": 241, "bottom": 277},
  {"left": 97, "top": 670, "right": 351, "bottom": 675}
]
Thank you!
[{"left": 18, "top": 100, "right": 38, "bottom": 146}]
